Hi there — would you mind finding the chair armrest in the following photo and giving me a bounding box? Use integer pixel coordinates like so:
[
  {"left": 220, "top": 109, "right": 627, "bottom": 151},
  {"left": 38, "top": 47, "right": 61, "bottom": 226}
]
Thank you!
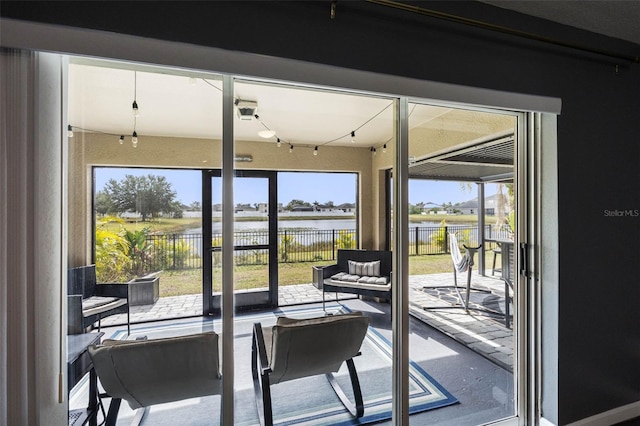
[
  {"left": 312, "top": 264, "right": 340, "bottom": 289},
  {"left": 252, "top": 322, "right": 271, "bottom": 374},
  {"left": 318, "top": 264, "right": 340, "bottom": 279},
  {"left": 95, "top": 283, "right": 129, "bottom": 299}
]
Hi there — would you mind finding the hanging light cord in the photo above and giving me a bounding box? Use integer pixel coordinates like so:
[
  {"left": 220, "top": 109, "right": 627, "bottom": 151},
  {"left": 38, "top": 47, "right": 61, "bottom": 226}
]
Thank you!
[
  {"left": 320, "top": 101, "right": 393, "bottom": 147},
  {"left": 69, "top": 78, "right": 399, "bottom": 151}
]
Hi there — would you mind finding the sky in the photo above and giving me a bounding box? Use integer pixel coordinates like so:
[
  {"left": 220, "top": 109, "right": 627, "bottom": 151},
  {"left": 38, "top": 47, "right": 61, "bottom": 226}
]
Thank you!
[{"left": 94, "top": 168, "right": 498, "bottom": 206}]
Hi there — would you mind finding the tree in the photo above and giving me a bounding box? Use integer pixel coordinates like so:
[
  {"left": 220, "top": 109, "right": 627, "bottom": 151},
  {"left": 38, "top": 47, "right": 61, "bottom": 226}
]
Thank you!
[
  {"left": 285, "top": 199, "right": 311, "bottom": 210},
  {"left": 188, "top": 201, "right": 201, "bottom": 211},
  {"left": 103, "top": 174, "right": 178, "bottom": 221},
  {"left": 95, "top": 190, "right": 115, "bottom": 216}
]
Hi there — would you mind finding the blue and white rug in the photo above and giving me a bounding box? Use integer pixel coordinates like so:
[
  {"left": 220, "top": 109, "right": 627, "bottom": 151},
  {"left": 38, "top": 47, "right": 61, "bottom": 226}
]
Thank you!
[{"left": 99, "top": 305, "right": 458, "bottom": 425}]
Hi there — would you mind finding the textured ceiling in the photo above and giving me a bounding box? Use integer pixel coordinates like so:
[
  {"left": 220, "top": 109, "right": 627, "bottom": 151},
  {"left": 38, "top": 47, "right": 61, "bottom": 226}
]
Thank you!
[{"left": 480, "top": 0, "right": 640, "bottom": 45}]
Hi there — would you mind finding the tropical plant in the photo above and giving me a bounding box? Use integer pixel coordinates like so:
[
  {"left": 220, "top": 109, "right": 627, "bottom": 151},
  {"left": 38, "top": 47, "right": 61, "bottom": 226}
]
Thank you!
[
  {"left": 94, "top": 216, "right": 130, "bottom": 281},
  {"left": 123, "top": 227, "right": 152, "bottom": 276}
]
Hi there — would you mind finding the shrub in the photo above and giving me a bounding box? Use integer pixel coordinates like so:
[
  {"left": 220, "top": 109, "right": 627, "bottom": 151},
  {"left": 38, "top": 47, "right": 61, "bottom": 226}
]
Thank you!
[{"left": 336, "top": 230, "right": 355, "bottom": 249}]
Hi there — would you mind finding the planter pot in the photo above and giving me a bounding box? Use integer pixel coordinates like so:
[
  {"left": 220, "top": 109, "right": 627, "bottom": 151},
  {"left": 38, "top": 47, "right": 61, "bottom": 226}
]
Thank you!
[{"left": 128, "top": 276, "right": 160, "bottom": 306}]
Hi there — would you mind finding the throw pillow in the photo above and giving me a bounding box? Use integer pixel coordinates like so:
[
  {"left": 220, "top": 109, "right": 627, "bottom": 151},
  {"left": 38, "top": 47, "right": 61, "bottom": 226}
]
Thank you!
[{"left": 348, "top": 260, "right": 381, "bottom": 277}]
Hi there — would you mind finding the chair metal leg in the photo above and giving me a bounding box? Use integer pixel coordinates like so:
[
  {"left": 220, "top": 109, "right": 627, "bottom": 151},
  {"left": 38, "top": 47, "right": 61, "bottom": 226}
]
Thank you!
[
  {"left": 252, "top": 324, "right": 273, "bottom": 426},
  {"left": 465, "top": 266, "right": 472, "bottom": 311},
  {"left": 326, "top": 357, "right": 364, "bottom": 418},
  {"left": 104, "top": 398, "right": 121, "bottom": 426}
]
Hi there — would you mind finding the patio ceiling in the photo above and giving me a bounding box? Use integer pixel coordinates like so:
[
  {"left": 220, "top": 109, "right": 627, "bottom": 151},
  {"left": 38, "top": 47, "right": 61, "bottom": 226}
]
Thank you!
[
  {"left": 69, "top": 58, "right": 514, "bottom": 177},
  {"left": 409, "top": 132, "right": 514, "bottom": 183}
]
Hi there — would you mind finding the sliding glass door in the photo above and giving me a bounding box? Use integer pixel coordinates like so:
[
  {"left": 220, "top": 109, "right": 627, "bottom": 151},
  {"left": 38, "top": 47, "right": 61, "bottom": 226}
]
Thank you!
[{"left": 69, "top": 55, "right": 538, "bottom": 426}]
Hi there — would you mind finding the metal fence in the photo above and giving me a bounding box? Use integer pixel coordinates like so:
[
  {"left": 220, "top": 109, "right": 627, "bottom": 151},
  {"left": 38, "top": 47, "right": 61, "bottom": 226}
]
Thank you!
[{"left": 142, "top": 224, "right": 512, "bottom": 272}]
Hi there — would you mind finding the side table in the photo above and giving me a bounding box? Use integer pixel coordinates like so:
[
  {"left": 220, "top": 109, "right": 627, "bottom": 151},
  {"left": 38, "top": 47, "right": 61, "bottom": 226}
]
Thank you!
[{"left": 68, "top": 332, "right": 104, "bottom": 426}]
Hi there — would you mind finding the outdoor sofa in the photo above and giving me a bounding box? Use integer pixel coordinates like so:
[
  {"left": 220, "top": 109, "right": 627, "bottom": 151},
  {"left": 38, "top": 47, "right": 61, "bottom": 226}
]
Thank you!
[{"left": 313, "top": 249, "right": 392, "bottom": 311}]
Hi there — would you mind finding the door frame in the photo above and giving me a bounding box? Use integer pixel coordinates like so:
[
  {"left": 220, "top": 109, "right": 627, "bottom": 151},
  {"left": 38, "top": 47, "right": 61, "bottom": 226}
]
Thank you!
[{"left": 202, "top": 169, "right": 279, "bottom": 315}]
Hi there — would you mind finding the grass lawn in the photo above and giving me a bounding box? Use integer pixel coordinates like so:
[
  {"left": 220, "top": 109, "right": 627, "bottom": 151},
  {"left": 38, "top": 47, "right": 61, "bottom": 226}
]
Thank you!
[{"left": 157, "top": 253, "right": 464, "bottom": 297}]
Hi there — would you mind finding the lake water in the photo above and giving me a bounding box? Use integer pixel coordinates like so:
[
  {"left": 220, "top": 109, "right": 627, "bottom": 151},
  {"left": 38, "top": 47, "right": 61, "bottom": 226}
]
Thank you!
[{"left": 184, "top": 219, "right": 448, "bottom": 234}]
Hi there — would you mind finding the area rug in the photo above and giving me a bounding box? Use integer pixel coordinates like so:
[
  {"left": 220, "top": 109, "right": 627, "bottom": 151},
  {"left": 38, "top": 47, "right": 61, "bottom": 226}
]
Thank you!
[
  {"left": 422, "top": 286, "right": 510, "bottom": 325},
  {"left": 102, "top": 305, "right": 458, "bottom": 425}
]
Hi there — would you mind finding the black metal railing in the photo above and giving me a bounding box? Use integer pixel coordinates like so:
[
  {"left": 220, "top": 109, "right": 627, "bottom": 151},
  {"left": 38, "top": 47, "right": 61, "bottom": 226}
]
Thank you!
[{"left": 141, "top": 224, "right": 512, "bottom": 272}]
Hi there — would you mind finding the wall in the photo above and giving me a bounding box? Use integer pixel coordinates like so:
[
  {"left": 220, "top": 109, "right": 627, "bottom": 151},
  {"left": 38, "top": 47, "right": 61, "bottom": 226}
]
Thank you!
[{"left": 2, "top": 1, "right": 639, "bottom": 424}]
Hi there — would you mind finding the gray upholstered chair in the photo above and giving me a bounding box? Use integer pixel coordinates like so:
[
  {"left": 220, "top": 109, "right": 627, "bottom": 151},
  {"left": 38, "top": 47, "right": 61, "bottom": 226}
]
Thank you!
[
  {"left": 251, "top": 312, "right": 370, "bottom": 426},
  {"left": 88, "top": 332, "right": 221, "bottom": 426}
]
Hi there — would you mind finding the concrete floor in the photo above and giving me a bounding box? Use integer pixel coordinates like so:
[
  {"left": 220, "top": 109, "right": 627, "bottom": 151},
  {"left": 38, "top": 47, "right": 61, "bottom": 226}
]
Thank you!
[{"left": 76, "top": 295, "right": 514, "bottom": 425}]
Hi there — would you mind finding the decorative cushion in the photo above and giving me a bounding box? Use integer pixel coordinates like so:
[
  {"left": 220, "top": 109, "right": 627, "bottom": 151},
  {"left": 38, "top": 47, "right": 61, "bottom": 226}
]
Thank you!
[
  {"left": 357, "top": 276, "right": 389, "bottom": 285},
  {"left": 348, "top": 260, "right": 381, "bottom": 277},
  {"left": 82, "top": 296, "right": 120, "bottom": 310},
  {"left": 330, "top": 272, "right": 360, "bottom": 282}
]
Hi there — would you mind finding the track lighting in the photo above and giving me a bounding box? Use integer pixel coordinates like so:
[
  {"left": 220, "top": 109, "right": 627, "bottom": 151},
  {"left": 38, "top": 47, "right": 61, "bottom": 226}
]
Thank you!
[
  {"left": 119, "top": 135, "right": 124, "bottom": 145},
  {"left": 314, "top": 146, "right": 318, "bottom": 156},
  {"left": 132, "top": 131, "right": 138, "bottom": 147},
  {"left": 67, "top": 125, "right": 73, "bottom": 138}
]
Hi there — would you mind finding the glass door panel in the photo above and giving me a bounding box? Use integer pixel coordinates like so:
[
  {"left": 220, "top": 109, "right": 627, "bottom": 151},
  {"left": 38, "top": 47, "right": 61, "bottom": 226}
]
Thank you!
[
  {"left": 407, "top": 102, "right": 517, "bottom": 424},
  {"left": 232, "top": 173, "right": 277, "bottom": 310},
  {"left": 205, "top": 171, "right": 277, "bottom": 312}
]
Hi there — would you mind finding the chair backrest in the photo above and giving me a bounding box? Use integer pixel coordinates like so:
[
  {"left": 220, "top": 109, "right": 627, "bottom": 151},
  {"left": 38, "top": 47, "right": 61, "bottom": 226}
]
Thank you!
[
  {"left": 268, "top": 312, "right": 369, "bottom": 384},
  {"left": 336, "top": 249, "right": 392, "bottom": 277},
  {"left": 68, "top": 264, "right": 97, "bottom": 299},
  {"left": 89, "top": 332, "right": 221, "bottom": 409}
]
